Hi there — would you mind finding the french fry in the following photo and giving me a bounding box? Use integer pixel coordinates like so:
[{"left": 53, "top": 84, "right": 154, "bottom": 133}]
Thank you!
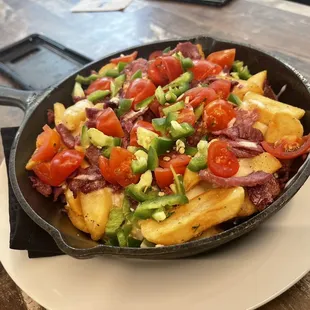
[
  {"left": 237, "top": 194, "right": 257, "bottom": 217},
  {"left": 65, "top": 189, "right": 89, "bottom": 233},
  {"left": 80, "top": 188, "right": 112, "bottom": 241},
  {"left": 235, "top": 152, "right": 282, "bottom": 177},
  {"left": 264, "top": 112, "right": 304, "bottom": 143},
  {"left": 247, "top": 70, "right": 267, "bottom": 89},
  {"left": 141, "top": 187, "right": 244, "bottom": 245},
  {"left": 242, "top": 92, "right": 305, "bottom": 125},
  {"left": 54, "top": 102, "right": 66, "bottom": 126}
]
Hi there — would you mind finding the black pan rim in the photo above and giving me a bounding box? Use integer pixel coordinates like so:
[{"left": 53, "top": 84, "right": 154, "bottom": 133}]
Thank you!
[{"left": 8, "top": 35, "right": 310, "bottom": 258}]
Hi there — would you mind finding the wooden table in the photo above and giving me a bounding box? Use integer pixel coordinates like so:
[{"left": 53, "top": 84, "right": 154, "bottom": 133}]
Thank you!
[{"left": 1, "top": 0, "right": 310, "bottom": 308}]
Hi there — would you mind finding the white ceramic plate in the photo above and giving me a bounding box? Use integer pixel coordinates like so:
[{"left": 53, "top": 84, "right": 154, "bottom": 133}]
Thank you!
[{"left": 1, "top": 161, "right": 310, "bottom": 310}]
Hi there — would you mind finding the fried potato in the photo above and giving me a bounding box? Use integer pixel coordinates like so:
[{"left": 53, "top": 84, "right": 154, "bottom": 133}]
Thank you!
[
  {"left": 62, "top": 99, "right": 93, "bottom": 131},
  {"left": 247, "top": 70, "right": 267, "bottom": 89},
  {"left": 235, "top": 152, "right": 282, "bottom": 177},
  {"left": 65, "top": 189, "right": 89, "bottom": 233},
  {"left": 242, "top": 92, "right": 305, "bottom": 125},
  {"left": 237, "top": 194, "right": 257, "bottom": 217},
  {"left": 264, "top": 112, "right": 304, "bottom": 143},
  {"left": 141, "top": 187, "right": 245, "bottom": 245},
  {"left": 54, "top": 102, "right": 66, "bottom": 126},
  {"left": 183, "top": 168, "right": 201, "bottom": 192},
  {"left": 79, "top": 188, "right": 112, "bottom": 241},
  {"left": 191, "top": 226, "right": 223, "bottom": 240},
  {"left": 253, "top": 121, "right": 268, "bottom": 135},
  {"left": 232, "top": 80, "right": 263, "bottom": 100},
  {"left": 186, "top": 182, "right": 214, "bottom": 200}
]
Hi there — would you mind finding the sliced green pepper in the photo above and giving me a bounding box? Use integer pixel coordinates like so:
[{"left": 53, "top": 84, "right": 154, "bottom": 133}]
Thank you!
[
  {"left": 131, "top": 150, "right": 148, "bottom": 174},
  {"left": 181, "top": 57, "right": 194, "bottom": 70},
  {"left": 72, "top": 82, "right": 85, "bottom": 102},
  {"left": 162, "top": 46, "right": 171, "bottom": 53},
  {"left": 185, "top": 146, "right": 198, "bottom": 156},
  {"left": 169, "top": 82, "right": 190, "bottom": 97},
  {"left": 152, "top": 207, "right": 167, "bottom": 222},
  {"left": 102, "top": 138, "right": 121, "bottom": 158},
  {"left": 127, "top": 237, "right": 142, "bottom": 247},
  {"left": 80, "top": 125, "right": 90, "bottom": 148},
  {"left": 117, "top": 61, "right": 127, "bottom": 72},
  {"left": 116, "top": 98, "right": 132, "bottom": 117},
  {"left": 162, "top": 101, "right": 185, "bottom": 115},
  {"left": 105, "top": 207, "right": 125, "bottom": 238},
  {"left": 231, "top": 60, "right": 252, "bottom": 80},
  {"left": 228, "top": 93, "right": 242, "bottom": 106},
  {"left": 147, "top": 146, "right": 159, "bottom": 171},
  {"left": 163, "top": 72, "right": 193, "bottom": 90},
  {"left": 111, "top": 74, "right": 126, "bottom": 97},
  {"left": 134, "top": 194, "right": 189, "bottom": 219},
  {"left": 171, "top": 166, "right": 186, "bottom": 195},
  {"left": 170, "top": 121, "right": 194, "bottom": 139},
  {"left": 131, "top": 69, "right": 142, "bottom": 80},
  {"left": 105, "top": 69, "right": 120, "bottom": 78},
  {"left": 194, "top": 104, "right": 204, "bottom": 121},
  {"left": 238, "top": 66, "right": 252, "bottom": 80},
  {"left": 116, "top": 230, "right": 127, "bottom": 247},
  {"left": 165, "top": 112, "right": 178, "bottom": 126},
  {"left": 188, "top": 156, "right": 207, "bottom": 172},
  {"left": 150, "top": 137, "right": 174, "bottom": 156},
  {"left": 155, "top": 86, "right": 166, "bottom": 105},
  {"left": 135, "top": 95, "right": 155, "bottom": 110},
  {"left": 87, "top": 90, "right": 110, "bottom": 103},
  {"left": 75, "top": 74, "right": 99, "bottom": 85},
  {"left": 152, "top": 118, "right": 166, "bottom": 135},
  {"left": 165, "top": 91, "right": 177, "bottom": 103}
]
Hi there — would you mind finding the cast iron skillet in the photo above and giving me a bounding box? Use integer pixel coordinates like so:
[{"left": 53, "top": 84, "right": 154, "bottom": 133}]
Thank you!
[{"left": 1, "top": 36, "right": 310, "bottom": 259}]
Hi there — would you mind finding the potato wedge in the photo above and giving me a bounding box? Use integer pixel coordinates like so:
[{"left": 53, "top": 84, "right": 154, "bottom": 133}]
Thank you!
[
  {"left": 183, "top": 168, "right": 201, "bottom": 192},
  {"left": 62, "top": 99, "right": 93, "bottom": 131},
  {"left": 235, "top": 152, "right": 282, "bottom": 177},
  {"left": 242, "top": 92, "right": 305, "bottom": 125},
  {"left": 247, "top": 70, "right": 267, "bottom": 89},
  {"left": 54, "top": 102, "right": 66, "bottom": 126},
  {"left": 186, "top": 182, "right": 214, "bottom": 200},
  {"left": 80, "top": 188, "right": 112, "bottom": 241},
  {"left": 264, "top": 112, "right": 303, "bottom": 143},
  {"left": 237, "top": 194, "right": 257, "bottom": 217},
  {"left": 253, "top": 121, "right": 268, "bottom": 135},
  {"left": 65, "top": 189, "right": 89, "bottom": 233},
  {"left": 232, "top": 80, "right": 263, "bottom": 100},
  {"left": 141, "top": 187, "right": 244, "bottom": 245},
  {"left": 191, "top": 226, "right": 223, "bottom": 240}
]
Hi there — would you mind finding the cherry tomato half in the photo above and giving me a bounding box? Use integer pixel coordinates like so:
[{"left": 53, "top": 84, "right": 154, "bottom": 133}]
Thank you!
[
  {"left": 206, "top": 49, "right": 236, "bottom": 70},
  {"left": 149, "top": 50, "right": 163, "bottom": 61},
  {"left": 32, "top": 125, "right": 61, "bottom": 162},
  {"left": 208, "top": 141, "right": 239, "bottom": 178},
  {"left": 125, "top": 78, "right": 156, "bottom": 108},
  {"left": 155, "top": 166, "right": 187, "bottom": 189},
  {"left": 209, "top": 80, "right": 231, "bottom": 100},
  {"left": 262, "top": 135, "right": 310, "bottom": 159},
  {"left": 110, "top": 51, "right": 138, "bottom": 65},
  {"left": 148, "top": 56, "right": 183, "bottom": 86},
  {"left": 96, "top": 108, "right": 124, "bottom": 138},
  {"left": 85, "top": 77, "right": 112, "bottom": 95},
  {"left": 159, "top": 154, "right": 191, "bottom": 169},
  {"left": 177, "top": 105, "right": 196, "bottom": 126},
  {"left": 203, "top": 99, "right": 236, "bottom": 132},
  {"left": 183, "top": 87, "right": 218, "bottom": 108},
  {"left": 99, "top": 156, "right": 118, "bottom": 185},
  {"left": 189, "top": 60, "right": 222, "bottom": 81}
]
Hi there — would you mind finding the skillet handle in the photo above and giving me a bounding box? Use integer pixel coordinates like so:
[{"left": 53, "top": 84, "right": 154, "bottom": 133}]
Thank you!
[{"left": 0, "top": 86, "right": 40, "bottom": 112}]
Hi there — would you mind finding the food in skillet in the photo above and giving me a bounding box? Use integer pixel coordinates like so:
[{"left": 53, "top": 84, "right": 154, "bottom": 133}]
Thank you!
[{"left": 26, "top": 42, "right": 309, "bottom": 247}]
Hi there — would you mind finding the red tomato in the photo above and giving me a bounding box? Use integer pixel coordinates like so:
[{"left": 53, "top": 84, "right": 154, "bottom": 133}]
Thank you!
[
  {"left": 125, "top": 78, "right": 156, "bottom": 108},
  {"left": 32, "top": 125, "right": 60, "bottom": 162},
  {"left": 203, "top": 99, "right": 236, "bottom": 132},
  {"left": 85, "top": 77, "right": 112, "bottom": 95},
  {"left": 50, "top": 150, "right": 84, "bottom": 186},
  {"left": 147, "top": 56, "right": 183, "bottom": 86},
  {"left": 96, "top": 108, "right": 124, "bottom": 138},
  {"left": 110, "top": 51, "right": 138, "bottom": 64},
  {"left": 33, "top": 162, "right": 53, "bottom": 185},
  {"left": 155, "top": 166, "right": 187, "bottom": 189},
  {"left": 262, "top": 135, "right": 310, "bottom": 159},
  {"left": 177, "top": 105, "right": 196, "bottom": 126},
  {"left": 183, "top": 87, "right": 218, "bottom": 108},
  {"left": 109, "top": 147, "right": 140, "bottom": 187},
  {"left": 130, "top": 120, "right": 157, "bottom": 147},
  {"left": 206, "top": 49, "right": 236, "bottom": 70},
  {"left": 159, "top": 154, "right": 191, "bottom": 169},
  {"left": 99, "top": 156, "right": 118, "bottom": 185},
  {"left": 209, "top": 80, "right": 231, "bottom": 100},
  {"left": 189, "top": 60, "right": 222, "bottom": 81},
  {"left": 149, "top": 99, "right": 161, "bottom": 117},
  {"left": 208, "top": 141, "right": 239, "bottom": 178},
  {"left": 149, "top": 50, "right": 163, "bottom": 61}
]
